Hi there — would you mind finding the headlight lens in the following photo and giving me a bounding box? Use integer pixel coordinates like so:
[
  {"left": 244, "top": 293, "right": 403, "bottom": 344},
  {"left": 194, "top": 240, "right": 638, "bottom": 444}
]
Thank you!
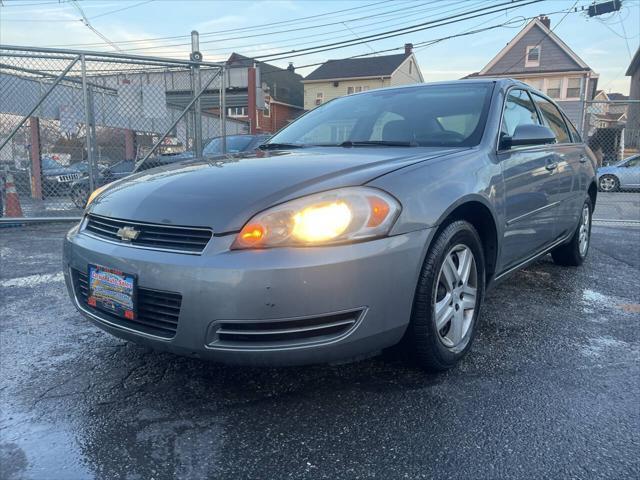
[
  {"left": 85, "top": 182, "right": 111, "bottom": 208},
  {"left": 232, "top": 187, "right": 401, "bottom": 249}
]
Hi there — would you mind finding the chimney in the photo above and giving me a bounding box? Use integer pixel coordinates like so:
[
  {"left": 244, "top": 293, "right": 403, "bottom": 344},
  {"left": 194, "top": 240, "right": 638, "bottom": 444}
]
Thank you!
[
  {"left": 538, "top": 15, "right": 551, "bottom": 28},
  {"left": 287, "top": 62, "right": 295, "bottom": 72},
  {"left": 404, "top": 43, "right": 413, "bottom": 55}
]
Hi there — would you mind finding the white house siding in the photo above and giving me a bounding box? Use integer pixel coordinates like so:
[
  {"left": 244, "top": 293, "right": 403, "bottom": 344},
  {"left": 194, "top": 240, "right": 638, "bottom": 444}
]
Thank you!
[
  {"left": 556, "top": 100, "right": 583, "bottom": 131},
  {"left": 303, "top": 78, "right": 391, "bottom": 110},
  {"left": 389, "top": 56, "right": 423, "bottom": 86}
]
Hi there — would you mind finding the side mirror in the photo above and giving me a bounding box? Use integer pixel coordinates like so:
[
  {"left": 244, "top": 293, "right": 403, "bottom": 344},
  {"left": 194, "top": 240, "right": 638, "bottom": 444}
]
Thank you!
[{"left": 501, "top": 124, "right": 556, "bottom": 150}]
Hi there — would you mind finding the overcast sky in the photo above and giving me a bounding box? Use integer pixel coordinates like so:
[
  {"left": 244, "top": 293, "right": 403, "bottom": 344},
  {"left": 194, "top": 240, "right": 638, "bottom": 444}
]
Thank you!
[{"left": 1, "top": 0, "right": 639, "bottom": 94}]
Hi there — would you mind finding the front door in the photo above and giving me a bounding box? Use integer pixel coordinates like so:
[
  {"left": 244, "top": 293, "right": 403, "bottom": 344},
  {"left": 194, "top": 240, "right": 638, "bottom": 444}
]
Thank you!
[
  {"left": 498, "top": 89, "right": 560, "bottom": 270},
  {"left": 531, "top": 94, "right": 580, "bottom": 239}
]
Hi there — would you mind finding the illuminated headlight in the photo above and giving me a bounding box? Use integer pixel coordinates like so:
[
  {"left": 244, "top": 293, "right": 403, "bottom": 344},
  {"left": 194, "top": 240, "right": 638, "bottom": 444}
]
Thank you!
[{"left": 232, "top": 187, "right": 401, "bottom": 249}]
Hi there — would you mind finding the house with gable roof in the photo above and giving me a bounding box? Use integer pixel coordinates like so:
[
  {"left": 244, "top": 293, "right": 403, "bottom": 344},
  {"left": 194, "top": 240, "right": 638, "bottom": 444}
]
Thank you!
[{"left": 468, "top": 15, "right": 599, "bottom": 131}]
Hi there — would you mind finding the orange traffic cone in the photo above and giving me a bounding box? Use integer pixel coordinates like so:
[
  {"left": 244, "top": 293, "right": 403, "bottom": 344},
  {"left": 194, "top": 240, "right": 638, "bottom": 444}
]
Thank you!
[{"left": 4, "top": 173, "right": 23, "bottom": 218}]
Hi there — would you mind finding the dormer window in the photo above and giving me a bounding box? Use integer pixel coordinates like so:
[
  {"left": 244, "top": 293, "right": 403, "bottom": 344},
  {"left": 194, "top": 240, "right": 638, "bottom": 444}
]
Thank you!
[{"left": 525, "top": 45, "right": 540, "bottom": 67}]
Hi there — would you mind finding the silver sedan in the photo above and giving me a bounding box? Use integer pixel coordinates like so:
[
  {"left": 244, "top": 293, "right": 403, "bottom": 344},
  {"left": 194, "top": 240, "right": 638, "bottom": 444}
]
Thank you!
[{"left": 64, "top": 79, "right": 597, "bottom": 370}]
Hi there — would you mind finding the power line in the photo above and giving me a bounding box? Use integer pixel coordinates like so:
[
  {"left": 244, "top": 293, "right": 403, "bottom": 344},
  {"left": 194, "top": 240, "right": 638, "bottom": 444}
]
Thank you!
[
  {"left": 0, "top": 0, "right": 154, "bottom": 21},
  {"left": 70, "top": 0, "right": 123, "bottom": 53},
  {"left": 0, "top": 0, "right": 68, "bottom": 6},
  {"left": 254, "top": 0, "right": 544, "bottom": 63},
  {"left": 46, "top": 0, "right": 400, "bottom": 47},
  {"left": 90, "top": 0, "right": 155, "bottom": 20},
  {"left": 141, "top": 0, "right": 483, "bottom": 56},
  {"left": 263, "top": 10, "right": 566, "bottom": 75},
  {"left": 112, "top": 0, "right": 449, "bottom": 53}
]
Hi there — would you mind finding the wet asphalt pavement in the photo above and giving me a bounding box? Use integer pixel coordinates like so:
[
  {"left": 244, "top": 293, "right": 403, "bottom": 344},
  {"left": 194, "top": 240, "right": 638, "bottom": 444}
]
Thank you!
[{"left": 1, "top": 223, "right": 639, "bottom": 480}]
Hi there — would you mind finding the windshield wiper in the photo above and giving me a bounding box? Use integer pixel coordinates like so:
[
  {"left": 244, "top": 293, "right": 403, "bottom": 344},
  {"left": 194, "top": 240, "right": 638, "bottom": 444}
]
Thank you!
[
  {"left": 258, "top": 143, "right": 306, "bottom": 150},
  {"left": 339, "top": 140, "right": 417, "bottom": 147}
]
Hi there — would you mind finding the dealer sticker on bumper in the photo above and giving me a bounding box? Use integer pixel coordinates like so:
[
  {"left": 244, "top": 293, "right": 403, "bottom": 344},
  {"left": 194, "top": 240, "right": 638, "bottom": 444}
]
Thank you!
[{"left": 88, "top": 264, "right": 136, "bottom": 320}]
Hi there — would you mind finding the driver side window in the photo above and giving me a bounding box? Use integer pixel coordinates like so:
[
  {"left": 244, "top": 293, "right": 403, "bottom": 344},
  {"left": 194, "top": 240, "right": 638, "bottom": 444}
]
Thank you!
[{"left": 501, "top": 89, "right": 541, "bottom": 138}]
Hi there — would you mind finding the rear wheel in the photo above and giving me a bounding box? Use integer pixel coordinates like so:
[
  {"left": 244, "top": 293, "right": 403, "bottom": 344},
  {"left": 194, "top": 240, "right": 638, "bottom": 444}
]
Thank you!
[
  {"left": 407, "top": 221, "right": 485, "bottom": 372},
  {"left": 551, "top": 198, "right": 592, "bottom": 266},
  {"left": 599, "top": 175, "right": 619, "bottom": 192}
]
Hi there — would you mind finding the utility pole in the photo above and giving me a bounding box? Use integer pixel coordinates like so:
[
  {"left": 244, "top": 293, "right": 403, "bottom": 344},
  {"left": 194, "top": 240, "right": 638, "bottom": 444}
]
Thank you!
[{"left": 190, "top": 31, "right": 203, "bottom": 158}]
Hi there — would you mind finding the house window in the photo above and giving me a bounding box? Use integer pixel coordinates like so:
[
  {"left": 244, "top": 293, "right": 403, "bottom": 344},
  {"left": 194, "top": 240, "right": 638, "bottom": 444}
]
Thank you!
[
  {"left": 546, "top": 78, "right": 562, "bottom": 99},
  {"left": 409, "top": 61, "right": 413, "bottom": 74},
  {"left": 525, "top": 45, "right": 541, "bottom": 67},
  {"left": 227, "top": 107, "right": 247, "bottom": 117},
  {"left": 263, "top": 100, "right": 270, "bottom": 117},
  {"left": 347, "top": 86, "right": 368, "bottom": 95},
  {"left": 566, "top": 78, "right": 581, "bottom": 99},
  {"left": 524, "top": 78, "right": 543, "bottom": 92},
  {"left": 315, "top": 92, "right": 323, "bottom": 106}
]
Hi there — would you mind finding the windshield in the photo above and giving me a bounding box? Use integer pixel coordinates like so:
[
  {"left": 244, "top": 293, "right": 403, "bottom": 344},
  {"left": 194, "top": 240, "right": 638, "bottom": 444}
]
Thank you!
[
  {"left": 203, "top": 135, "right": 255, "bottom": 155},
  {"left": 268, "top": 83, "right": 494, "bottom": 148}
]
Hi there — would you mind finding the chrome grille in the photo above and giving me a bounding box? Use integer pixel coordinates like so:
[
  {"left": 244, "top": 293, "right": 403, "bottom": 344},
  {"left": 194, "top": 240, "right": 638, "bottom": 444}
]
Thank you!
[
  {"left": 84, "top": 214, "right": 212, "bottom": 254},
  {"left": 72, "top": 269, "right": 181, "bottom": 339},
  {"left": 212, "top": 310, "right": 363, "bottom": 348}
]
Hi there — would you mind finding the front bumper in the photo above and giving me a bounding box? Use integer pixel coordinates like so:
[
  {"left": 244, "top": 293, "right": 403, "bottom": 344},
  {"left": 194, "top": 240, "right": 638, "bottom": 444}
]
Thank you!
[{"left": 63, "top": 225, "right": 432, "bottom": 366}]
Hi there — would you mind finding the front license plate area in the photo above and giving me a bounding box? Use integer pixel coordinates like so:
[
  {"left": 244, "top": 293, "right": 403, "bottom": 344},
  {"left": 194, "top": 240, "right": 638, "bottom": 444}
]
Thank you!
[{"left": 87, "top": 264, "right": 136, "bottom": 320}]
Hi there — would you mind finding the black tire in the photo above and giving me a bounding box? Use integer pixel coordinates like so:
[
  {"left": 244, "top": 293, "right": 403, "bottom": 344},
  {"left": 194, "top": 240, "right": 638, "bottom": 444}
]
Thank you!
[
  {"left": 598, "top": 175, "right": 619, "bottom": 192},
  {"left": 551, "top": 197, "right": 592, "bottom": 267},
  {"left": 407, "top": 220, "right": 485, "bottom": 372}
]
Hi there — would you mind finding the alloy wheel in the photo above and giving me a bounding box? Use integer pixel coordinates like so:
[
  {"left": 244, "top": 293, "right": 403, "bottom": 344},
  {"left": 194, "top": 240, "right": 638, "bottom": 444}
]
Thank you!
[
  {"left": 434, "top": 244, "right": 478, "bottom": 350},
  {"left": 579, "top": 203, "right": 590, "bottom": 257},
  {"left": 599, "top": 176, "right": 617, "bottom": 192}
]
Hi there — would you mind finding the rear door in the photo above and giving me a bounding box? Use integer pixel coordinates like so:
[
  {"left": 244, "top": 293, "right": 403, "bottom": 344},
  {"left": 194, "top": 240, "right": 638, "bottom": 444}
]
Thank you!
[
  {"left": 531, "top": 94, "right": 581, "bottom": 239},
  {"left": 498, "top": 89, "right": 559, "bottom": 269}
]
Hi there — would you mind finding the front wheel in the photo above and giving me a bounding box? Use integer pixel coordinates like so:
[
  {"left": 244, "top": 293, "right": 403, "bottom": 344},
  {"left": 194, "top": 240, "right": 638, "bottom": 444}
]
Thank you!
[
  {"left": 551, "top": 198, "right": 592, "bottom": 266},
  {"left": 407, "top": 220, "right": 485, "bottom": 372}
]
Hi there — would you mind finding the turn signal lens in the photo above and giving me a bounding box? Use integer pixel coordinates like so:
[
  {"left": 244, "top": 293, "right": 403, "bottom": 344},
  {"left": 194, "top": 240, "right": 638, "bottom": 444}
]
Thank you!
[
  {"left": 367, "top": 196, "right": 391, "bottom": 227},
  {"left": 232, "top": 187, "right": 401, "bottom": 249},
  {"left": 239, "top": 223, "right": 266, "bottom": 245}
]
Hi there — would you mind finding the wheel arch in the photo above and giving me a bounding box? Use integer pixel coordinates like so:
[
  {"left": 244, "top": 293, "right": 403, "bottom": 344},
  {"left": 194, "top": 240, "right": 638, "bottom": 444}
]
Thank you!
[{"left": 432, "top": 195, "right": 500, "bottom": 283}]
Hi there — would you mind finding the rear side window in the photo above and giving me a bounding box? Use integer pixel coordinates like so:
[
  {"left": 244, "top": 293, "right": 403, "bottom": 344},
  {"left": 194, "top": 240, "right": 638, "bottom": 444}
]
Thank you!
[
  {"left": 532, "top": 94, "right": 571, "bottom": 143},
  {"left": 501, "top": 89, "right": 540, "bottom": 138}
]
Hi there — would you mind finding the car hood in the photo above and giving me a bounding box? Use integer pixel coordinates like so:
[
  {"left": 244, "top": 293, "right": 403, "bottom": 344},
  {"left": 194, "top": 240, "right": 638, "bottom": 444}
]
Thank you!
[{"left": 89, "top": 147, "right": 465, "bottom": 233}]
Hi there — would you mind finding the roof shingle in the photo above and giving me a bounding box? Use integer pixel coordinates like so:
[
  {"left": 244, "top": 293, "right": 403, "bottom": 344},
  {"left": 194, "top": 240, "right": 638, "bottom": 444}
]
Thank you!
[{"left": 304, "top": 54, "right": 408, "bottom": 81}]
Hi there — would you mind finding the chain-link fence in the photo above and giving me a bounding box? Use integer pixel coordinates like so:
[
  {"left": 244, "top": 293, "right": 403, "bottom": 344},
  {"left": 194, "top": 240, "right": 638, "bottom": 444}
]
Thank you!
[
  {"left": 581, "top": 99, "right": 640, "bottom": 225},
  {"left": 1, "top": 46, "right": 248, "bottom": 221}
]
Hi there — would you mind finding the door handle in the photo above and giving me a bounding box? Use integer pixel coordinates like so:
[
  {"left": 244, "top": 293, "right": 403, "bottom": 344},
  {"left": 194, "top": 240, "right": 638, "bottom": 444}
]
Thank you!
[
  {"left": 545, "top": 161, "right": 558, "bottom": 171},
  {"left": 579, "top": 155, "right": 588, "bottom": 163}
]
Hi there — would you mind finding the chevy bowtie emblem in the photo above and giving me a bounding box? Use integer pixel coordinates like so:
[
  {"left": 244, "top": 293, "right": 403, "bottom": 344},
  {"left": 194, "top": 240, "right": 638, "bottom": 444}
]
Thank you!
[{"left": 116, "top": 226, "right": 140, "bottom": 241}]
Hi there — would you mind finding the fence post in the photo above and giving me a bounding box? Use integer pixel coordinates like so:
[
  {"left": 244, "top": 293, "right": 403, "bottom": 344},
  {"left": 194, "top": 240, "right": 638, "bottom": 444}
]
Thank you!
[
  {"left": 220, "top": 65, "right": 226, "bottom": 153},
  {"left": 29, "top": 117, "right": 43, "bottom": 200},
  {"left": 80, "top": 54, "right": 96, "bottom": 193},
  {"left": 191, "top": 31, "right": 203, "bottom": 158},
  {"left": 248, "top": 66, "right": 257, "bottom": 135}
]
